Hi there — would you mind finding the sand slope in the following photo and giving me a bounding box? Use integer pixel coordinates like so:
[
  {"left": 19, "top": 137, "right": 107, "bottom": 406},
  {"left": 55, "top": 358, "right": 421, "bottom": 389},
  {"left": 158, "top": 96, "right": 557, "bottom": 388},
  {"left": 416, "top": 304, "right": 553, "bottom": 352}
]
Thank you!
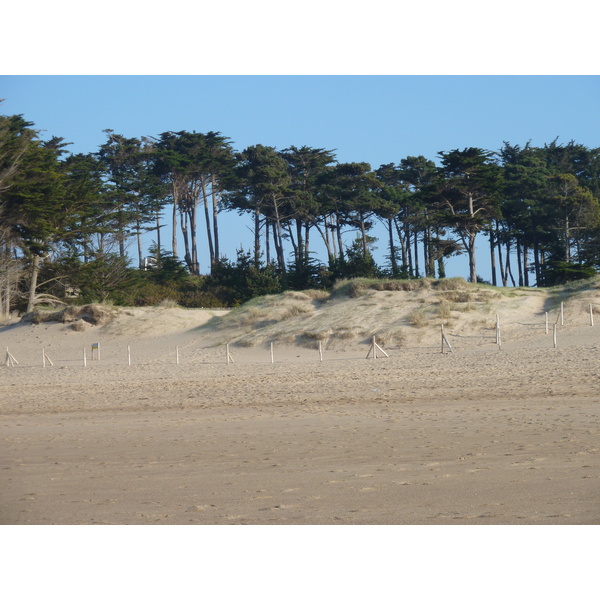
[{"left": 1, "top": 282, "right": 599, "bottom": 524}]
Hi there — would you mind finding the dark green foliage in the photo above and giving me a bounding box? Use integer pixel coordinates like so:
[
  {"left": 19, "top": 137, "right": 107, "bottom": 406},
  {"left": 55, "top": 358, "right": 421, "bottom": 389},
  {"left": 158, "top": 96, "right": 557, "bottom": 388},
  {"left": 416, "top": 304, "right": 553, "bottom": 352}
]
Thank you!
[
  {"left": 4, "top": 101, "right": 600, "bottom": 310},
  {"left": 539, "top": 261, "right": 597, "bottom": 287},
  {"left": 207, "top": 250, "right": 283, "bottom": 305}
]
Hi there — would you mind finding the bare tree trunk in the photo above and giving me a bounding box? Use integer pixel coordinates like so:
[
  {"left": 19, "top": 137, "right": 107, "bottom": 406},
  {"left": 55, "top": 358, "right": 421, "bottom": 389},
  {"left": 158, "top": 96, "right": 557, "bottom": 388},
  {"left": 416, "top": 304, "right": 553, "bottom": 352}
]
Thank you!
[
  {"left": 388, "top": 218, "right": 398, "bottom": 277},
  {"left": 211, "top": 173, "right": 220, "bottom": 267},
  {"left": 489, "top": 226, "right": 497, "bottom": 286},
  {"left": 27, "top": 254, "right": 41, "bottom": 314},
  {"left": 189, "top": 204, "right": 199, "bottom": 275},
  {"left": 505, "top": 240, "right": 516, "bottom": 287},
  {"left": 172, "top": 197, "right": 178, "bottom": 259},
  {"left": 516, "top": 240, "right": 523, "bottom": 287},
  {"left": 265, "top": 218, "right": 271, "bottom": 266},
  {"left": 335, "top": 214, "right": 345, "bottom": 262},
  {"left": 201, "top": 179, "right": 214, "bottom": 272},
  {"left": 155, "top": 209, "right": 162, "bottom": 256},
  {"left": 253, "top": 208, "right": 261, "bottom": 268},
  {"left": 181, "top": 211, "right": 192, "bottom": 272},
  {"left": 136, "top": 221, "right": 144, "bottom": 269},
  {"left": 393, "top": 218, "right": 407, "bottom": 273},
  {"left": 413, "top": 233, "right": 420, "bottom": 278}
]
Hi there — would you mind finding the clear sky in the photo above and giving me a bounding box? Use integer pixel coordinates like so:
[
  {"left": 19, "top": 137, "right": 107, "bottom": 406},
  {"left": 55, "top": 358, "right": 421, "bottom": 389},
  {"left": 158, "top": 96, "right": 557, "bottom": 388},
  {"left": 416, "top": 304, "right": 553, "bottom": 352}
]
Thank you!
[{"left": 2, "top": 75, "right": 599, "bottom": 279}]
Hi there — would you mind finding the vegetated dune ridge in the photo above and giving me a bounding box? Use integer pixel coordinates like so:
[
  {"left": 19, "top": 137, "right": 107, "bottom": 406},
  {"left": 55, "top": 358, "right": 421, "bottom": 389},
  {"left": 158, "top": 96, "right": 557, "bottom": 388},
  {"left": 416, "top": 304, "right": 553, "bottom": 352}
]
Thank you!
[{"left": 1, "top": 277, "right": 599, "bottom": 525}]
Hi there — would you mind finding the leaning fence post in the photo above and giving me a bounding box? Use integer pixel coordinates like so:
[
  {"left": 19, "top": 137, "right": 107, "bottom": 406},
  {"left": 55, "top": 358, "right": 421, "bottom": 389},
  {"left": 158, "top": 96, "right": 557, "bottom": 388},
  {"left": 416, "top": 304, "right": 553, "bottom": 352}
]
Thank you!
[
  {"left": 553, "top": 323, "right": 558, "bottom": 348},
  {"left": 441, "top": 324, "right": 453, "bottom": 354},
  {"left": 5, "top": 348, "right": 18, "bottom": 367}
]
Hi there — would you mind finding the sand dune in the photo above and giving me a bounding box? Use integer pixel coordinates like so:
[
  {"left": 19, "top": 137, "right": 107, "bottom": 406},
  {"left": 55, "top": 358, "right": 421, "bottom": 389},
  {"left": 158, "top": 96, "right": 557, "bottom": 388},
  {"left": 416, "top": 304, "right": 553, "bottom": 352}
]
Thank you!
[{"left": 1, "top": 280, "right": 599, "bottom": 524}]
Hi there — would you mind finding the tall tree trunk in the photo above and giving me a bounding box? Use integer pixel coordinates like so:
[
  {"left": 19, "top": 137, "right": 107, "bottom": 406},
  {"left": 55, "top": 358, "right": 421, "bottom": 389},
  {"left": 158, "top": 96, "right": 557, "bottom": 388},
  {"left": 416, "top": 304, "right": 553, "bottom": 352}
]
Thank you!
[
  {"left": 155, "top": 209, "right": 162, "bottom": 258},
  {"left": 190, "top": 203, "right": 199, "bottom": 275},
  {"left": 27, "top": 254, "right": 41, "bottom": 314},
  {"left": 413, "top": 233, "right": 420, "bottom": 278},
  {"left": 523, "top": 244, "right": 530, "bottom": 287},
  {"left": 516, "top": 240, "right": 523, "bottom": 287},
  {"left": 533, "top": 240, "right": 541, "bottom": 286},
  {"left": 388, "top": 218, "right": 398, "bottom": 277},
  {"left": 489, "top": 226, "right": 497, "bottom": 286},
  {"left": 505, "top": 240, "right": 516, "bottom": 287},
  {"left": 172, "top": 196, "right": 178, "bottom": 259},
  {"left": 253, "top": 207, "right": 261, "bottom": 268},
  {"left": 136, "top": 221, "right": 144, "bottom": 269},
  {"left": 201, "top": 179, "right": 214, "bottom": 272},
  {"left": 329, "top": 216, "right": 338, "bottom": 262},
  {"left": 211, "top": 174, "right": 220, "bottom": 267},
  {"left": 404, "top": 221, "right": 413, "bottom": 276},
  {"left": 359, "top": 214, "right": 368, "bottom": 257},
  {"left": 265, "top": 219, "right": 271, "bottom": 266},
  {"left": 393, "top": 218, "right": 407, "bottom": 273},
  {"left": 181, "top": 211, "right": 192, "bottom": 272},
  {"left": 496, "top": 225, "right": 507, "bottom": 286},
  {"left": 335, "top": 214, "right": 345, "bottom": 262}
]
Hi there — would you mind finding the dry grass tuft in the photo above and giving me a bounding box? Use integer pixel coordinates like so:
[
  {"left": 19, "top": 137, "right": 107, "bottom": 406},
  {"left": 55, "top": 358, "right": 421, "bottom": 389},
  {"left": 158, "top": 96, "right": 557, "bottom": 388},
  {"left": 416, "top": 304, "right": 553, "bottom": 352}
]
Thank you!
[
  {"left": 407, "top": 309, "right": 429, "bottom": 328},
  {"left": 27, "top": 303, "right": 117, "bottom": 327},
  {"left": 302, "top": 289, "right": 330, "bottom": 301},
  {"left": 70, "top": 319, "right": 90, "bottom": 332},
  {"left": 432, "top": 277, "right": 469, "bottom": 291},
  {"left": 156, "top": 298, "right": 180, "bottom": 309}
]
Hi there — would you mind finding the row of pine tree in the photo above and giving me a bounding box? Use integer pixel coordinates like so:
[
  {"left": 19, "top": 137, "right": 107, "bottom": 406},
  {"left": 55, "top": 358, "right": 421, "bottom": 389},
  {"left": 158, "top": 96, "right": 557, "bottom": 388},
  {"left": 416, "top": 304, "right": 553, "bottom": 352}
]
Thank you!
[{"left": 2, "top": 106, "right": 599, "bottom": 315}]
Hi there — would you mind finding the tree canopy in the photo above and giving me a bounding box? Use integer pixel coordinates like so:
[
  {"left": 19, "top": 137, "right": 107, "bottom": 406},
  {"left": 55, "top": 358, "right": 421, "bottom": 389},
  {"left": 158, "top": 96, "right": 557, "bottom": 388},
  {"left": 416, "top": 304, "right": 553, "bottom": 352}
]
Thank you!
[{"left": 2, "top": 103, "right": 600, "bottom": 314}]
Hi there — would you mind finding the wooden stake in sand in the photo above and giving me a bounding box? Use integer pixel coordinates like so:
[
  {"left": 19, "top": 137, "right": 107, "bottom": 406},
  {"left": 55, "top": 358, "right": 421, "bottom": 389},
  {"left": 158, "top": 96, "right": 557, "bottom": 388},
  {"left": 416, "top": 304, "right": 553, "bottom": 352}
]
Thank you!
[
  {"left": 5, "top": 348, "right": 18, "bottom": 367},
  {"left": 553, "top": 323, "right": 558, "bottom": 348},
  {"left": 366, "top": 336, "right": 389, "bottom": 360},
  {"left": 545, "top": 312, "right": 549, "bottom": 335},
  {"left": 127, "top": 345, "right": 131, "bottom": 366},
  {"left": 441, "top": 324, "right": 453, "bottom": 354},
  {"left": 590, "top": 304, "right": 594, "bottom": 327},
  {"left": 270, "top": 342, "right": 274, "bottom": 364},
  {"left": 42, "top": 348, "right": 54, "bottom": 368},
  {"left": 83, "top": 347, "right": 87, "bottom": 367},
  {"left": 226, "top": 344, "right": 234, "bottom": 364},
  {"left": 318, "top": 340, "right": 323, "bottom": 362},
  {"left": 495, "top": 314, "right": 501, "bottom": 348},
  {"left": 176, "top": 346, "right": 180, "bottom": 365}
]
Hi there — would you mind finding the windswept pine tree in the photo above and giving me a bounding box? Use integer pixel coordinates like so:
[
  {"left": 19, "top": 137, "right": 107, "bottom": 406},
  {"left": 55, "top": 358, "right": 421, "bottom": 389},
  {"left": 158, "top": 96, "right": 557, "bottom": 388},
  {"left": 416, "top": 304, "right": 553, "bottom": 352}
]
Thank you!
[{"left": 3, "top": 99, "right": 600, "bottom": 310}]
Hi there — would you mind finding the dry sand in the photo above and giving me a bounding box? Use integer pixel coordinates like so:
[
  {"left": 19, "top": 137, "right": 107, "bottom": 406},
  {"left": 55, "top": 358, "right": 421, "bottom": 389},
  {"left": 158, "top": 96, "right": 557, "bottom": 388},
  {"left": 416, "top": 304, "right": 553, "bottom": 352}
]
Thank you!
[{"left": 1, "top": 290, "right": 599, "bottom": 525}]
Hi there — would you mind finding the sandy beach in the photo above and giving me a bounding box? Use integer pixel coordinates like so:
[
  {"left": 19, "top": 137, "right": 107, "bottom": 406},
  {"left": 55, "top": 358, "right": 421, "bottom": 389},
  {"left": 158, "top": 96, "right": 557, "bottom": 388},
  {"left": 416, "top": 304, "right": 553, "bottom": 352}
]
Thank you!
[{"left": 1, "top": 289, "right": 599, "bottom": 525}]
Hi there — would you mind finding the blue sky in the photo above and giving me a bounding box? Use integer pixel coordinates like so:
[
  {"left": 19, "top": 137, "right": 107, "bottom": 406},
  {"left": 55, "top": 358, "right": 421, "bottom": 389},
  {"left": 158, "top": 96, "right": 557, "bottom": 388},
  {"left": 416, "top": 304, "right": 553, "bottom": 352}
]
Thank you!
[{"left": 2, "top": 75, "right": 599, "bottom": 279}]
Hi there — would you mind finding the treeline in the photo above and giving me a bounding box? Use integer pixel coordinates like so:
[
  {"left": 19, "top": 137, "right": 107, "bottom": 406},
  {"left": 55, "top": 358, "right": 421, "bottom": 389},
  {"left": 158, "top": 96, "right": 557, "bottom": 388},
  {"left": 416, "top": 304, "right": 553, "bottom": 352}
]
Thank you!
[{"left": 1, "top": 104, "right": 600, "bottom": 316}]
